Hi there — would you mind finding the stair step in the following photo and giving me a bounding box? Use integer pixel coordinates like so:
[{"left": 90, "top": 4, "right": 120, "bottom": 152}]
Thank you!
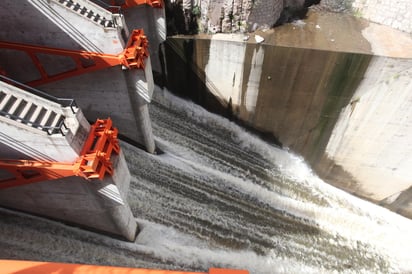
[
  {"left": 93, "top": 13, "right": 100, "bottom": 22},
  {"left": 103, "top": 20, "right": 113, "bottom": 28},
  {"left": 51, "top": 114, "right": 64, "bottom": 127},
  {"left": 55, "top": 0, "right": 114, "bottom": 28},
  {"left": 0, "top": 93, "right": 12, "bottom": 110},
  {"left": 28, "top": 106, "right": 43, "bottom": 124},
  {"left": 86, "top": 11, "right": 94, "bottom": 18},
  {"left": 39, "top": 109, "right": 53, "bottom": 127},
  {"left": 72, "top": 3, "right": 81, "bottom": 11},
  {"left": 0, "top": 91, "right": 6, "bottom": 104},
  {"left": 49, "top": 114, "right": 65, "bottom": 134},
  {"left": 19, "top": 102, "right": 33, "bottom": 122},
  {"left": 33, "top": 107, "right": 47, "bottom": 125},
  {"left": 44, "top": 111, "right": 57, "bottom": 127},
  {"left": 8, "top": 97, "right": 24, "bottom": 115},
  {"left": 13, "top": 100, "right": 28, "bottom": 118},
  {"left": 2, "top": 95, "right": 17, "bottom": 113}
]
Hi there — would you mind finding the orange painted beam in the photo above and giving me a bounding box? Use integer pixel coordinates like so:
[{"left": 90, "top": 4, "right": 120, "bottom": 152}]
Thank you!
[
  {"left": 0, "top": 260, "right": 248, "bottom": 274},
  {"left": 0, "top": 159, "right": 75, "bottom": 189},
  {"left": 0, "top": 29, "right": 148, "bottom": 87}
]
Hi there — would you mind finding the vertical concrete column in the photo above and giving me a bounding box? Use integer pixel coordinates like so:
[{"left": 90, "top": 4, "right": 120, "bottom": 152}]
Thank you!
[
  {"left": 90, "top": 152, "right": 138, "bottom": 241},
  {"left": 124, "top": 65, "right": 156, "bottom": 154}
]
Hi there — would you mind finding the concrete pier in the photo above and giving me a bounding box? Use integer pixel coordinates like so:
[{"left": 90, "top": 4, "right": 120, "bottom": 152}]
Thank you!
[
  {"left": 0, "top": 0, "right": 166, "bottom": 239},
  {"left": 0, "top": 79, "right": 137, "bottom": 241}
]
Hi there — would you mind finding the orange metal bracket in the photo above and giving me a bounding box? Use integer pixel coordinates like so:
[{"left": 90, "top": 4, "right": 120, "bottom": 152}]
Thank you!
[
  {"left": 111, "top": 0, "right": 163, "bottom": 8},
  {"left": 0, "top": 29, "right": 148, "bottom": 87},
  {"left": 73, "top": 118, "right": 120, "bottom": 180},
  {"left": 0, "top": 118, "right": 120, "bottom": 189}
]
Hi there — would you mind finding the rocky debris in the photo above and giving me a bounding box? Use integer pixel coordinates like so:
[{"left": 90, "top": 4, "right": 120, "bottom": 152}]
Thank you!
[{"left": 166, "top": 0, "right": 321, "bottom": 34}]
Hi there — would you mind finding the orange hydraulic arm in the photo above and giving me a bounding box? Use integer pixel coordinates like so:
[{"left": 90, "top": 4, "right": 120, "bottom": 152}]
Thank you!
[
  {"left": 0, "top": 260, "right": 248, "bottom": 274},
  {"left": 0, "top": 29, "right": 148, "bottom": 87},
  {"left": 0, "top": 118, "right": 120, "bottom": 189}
]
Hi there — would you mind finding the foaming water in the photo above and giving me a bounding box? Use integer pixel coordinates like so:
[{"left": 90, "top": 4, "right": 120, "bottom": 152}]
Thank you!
[{"left": 1, "top": 87, "right": 412, "bottom": 273}]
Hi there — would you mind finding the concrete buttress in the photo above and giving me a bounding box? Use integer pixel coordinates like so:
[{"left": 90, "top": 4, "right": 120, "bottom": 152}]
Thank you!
[
  {"left": 0, "top": 79, "right": 138, "bottom": 241},
  {"left": 0, "top": 0, "right": 157, "bottom": 151}
]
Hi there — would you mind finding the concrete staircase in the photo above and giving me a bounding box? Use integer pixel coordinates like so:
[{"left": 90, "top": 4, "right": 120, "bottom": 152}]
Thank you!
[
  {"left": 0, "top": 79, "right": 80, "bottom": 136},
  {"left": 53, "top": 0, "right": 120, "bottom": 28},
  {"left": 0, "top": 91, "right": 67, "bottom": 136},
  {"left": 0, "top": 77, "right": 90, "bottom": 162}
]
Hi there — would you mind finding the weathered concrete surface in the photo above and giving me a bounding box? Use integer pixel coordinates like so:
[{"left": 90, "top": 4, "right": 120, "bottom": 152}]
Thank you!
[
  {"left": 0, "top": 151, "right": 137, "bottom": 241},
  {"left": 0, "top": 80, "right": 137, "bottom": 240},
  {"left": 0, "top": 0, "right": 156, "bottom": 150},
  {"left": 163, "top": 11, "right": 412, "bottom": 218},
  {"left": 323, "top": 56, "right": 412, "bottom": 210},
  {"left": 0, "top": 81, "right": 88, "bottom": 162}
]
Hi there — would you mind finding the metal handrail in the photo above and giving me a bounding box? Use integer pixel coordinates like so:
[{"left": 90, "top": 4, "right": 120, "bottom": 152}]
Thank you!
[
  {"left": 0, "top": 109, "right": 68, "bottom": 136},
  {"left": 0, "top": 74, "right": 78, "bottom": 114}
]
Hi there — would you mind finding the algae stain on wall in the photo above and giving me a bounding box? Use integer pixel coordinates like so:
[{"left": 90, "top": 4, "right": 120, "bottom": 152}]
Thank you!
[
  {"left": 324, "top": 57, "right": 412, "bottom": 203},
  {"left": 164, "top": 37, "right": 371, "bottom": 163}
]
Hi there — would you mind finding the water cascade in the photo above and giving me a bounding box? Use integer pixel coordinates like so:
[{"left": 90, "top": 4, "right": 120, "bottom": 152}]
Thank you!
[{"left": 0, "top": 88, "right": 411, "bottom": 273}]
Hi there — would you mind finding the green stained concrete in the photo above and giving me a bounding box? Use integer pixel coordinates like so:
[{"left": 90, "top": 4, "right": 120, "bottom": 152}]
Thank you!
[{"left": 161, "top": 10, "right": 412, "bottom": 219}]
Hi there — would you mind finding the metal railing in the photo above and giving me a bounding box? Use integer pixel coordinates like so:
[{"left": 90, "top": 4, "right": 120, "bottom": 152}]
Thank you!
[
  {"left": 0, "top": 74, "right": 78, "bottom": 114},
  {"left": 0, "top": 109, "right": 69, "bottom": 136}
]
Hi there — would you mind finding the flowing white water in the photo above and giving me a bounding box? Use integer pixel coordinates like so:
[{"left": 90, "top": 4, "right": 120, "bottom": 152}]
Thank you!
[{"left": 1, "top": 87, "right": 412, "bottom": 273}]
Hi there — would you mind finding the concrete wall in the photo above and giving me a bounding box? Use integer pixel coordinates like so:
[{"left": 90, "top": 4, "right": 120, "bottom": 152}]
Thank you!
[
  {"left": 322, "top": 56, "right": 412, "bottom": 215},
  {"left": 0, "top": 79, "right": 137, "bottom": 240},
  {"left": 163, "top": 12, "right": 412, "bottom": 218}
]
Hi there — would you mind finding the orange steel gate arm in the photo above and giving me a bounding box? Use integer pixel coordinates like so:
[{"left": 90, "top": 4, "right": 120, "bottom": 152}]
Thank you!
[
  {"left": 0, "top": 29, "right": 148, "bottom": 87},
  {"left": 0, "top": 119, "right": 120, "bottom": 189}
]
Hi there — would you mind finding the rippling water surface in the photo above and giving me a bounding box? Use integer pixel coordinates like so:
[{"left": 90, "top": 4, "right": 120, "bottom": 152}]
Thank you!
[{"left": 1, "top": 88, "right": 412, "bottom": 273}]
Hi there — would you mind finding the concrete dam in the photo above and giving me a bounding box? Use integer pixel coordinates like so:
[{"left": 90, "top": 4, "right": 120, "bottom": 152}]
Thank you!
[{"left": 1, "top": 0, "right": 412, "bottom": 273}]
